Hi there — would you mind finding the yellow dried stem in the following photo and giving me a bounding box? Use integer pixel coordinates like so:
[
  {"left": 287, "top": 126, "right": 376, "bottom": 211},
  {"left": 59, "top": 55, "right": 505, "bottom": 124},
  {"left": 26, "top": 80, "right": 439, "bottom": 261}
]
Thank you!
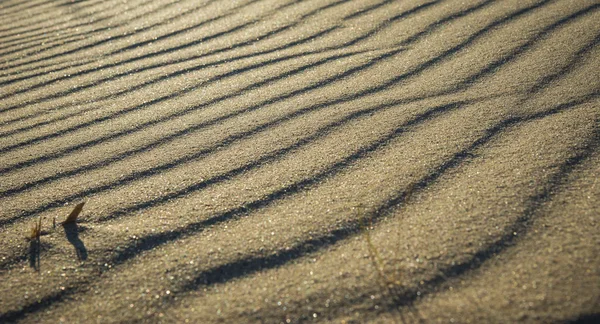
[
  {"left": 62, "top": 202, "right": 85, "bottom": 225},
  {"left": 28, "top": 217, "right": 42, "bottom": 240}
]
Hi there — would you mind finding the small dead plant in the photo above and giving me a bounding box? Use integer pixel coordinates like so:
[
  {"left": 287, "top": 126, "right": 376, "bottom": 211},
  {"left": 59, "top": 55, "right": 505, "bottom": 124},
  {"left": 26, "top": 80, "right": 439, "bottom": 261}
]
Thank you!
[
  {"left": 62, "top": 201, "right": 85, "bottom": 225},
  {"left": 28, "top": 216, "right": 42, "bottom": 240}
]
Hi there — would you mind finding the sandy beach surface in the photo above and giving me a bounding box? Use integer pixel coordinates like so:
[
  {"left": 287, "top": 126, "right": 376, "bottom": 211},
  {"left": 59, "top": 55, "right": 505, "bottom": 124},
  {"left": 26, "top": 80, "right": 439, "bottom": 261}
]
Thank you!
[{"left": 1, "top": 0, "right": 599, "bottom": 323}]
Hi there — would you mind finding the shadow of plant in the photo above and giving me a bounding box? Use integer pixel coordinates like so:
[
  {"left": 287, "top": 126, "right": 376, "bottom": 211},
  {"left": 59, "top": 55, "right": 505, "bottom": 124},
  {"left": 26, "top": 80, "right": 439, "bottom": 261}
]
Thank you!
[
  {"left": 28, "top": 238, "right": 40, "bottom": 271},
  {"left": 63, "top": 223, "right": 88, "bottom": 261}
]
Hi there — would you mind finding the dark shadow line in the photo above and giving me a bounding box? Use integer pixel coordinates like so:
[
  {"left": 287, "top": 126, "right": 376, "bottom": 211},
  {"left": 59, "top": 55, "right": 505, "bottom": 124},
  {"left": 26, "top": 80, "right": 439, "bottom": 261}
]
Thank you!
[
  {"left": 88, "top": 0, "right": 522, "bottom": 138},
  {"left": 56, "top": 0, "right": 104, "bottom": 9},
  {"left": 337, "top": 0, "right": 441, "bottom": 49},
  {"left": 0, "top": 38, "right": 455, "bottom": 320},
  {"left": 95, "top": 1, "right": 460, "bottom": 99},
  {"left": 0, "top": 26, "right": 338, "bottom": 129},
  {"left": 0, "top": 32, "right": 352, "bottom": 155},
  {"left": 106, "top": 100, "right": 469, "bottom": 265},
  {"left": 167, "top": 92, "right": 599, "bottom": 304},
  {"left": 358, "top": 0, "right": 556, "bottom": 99},
  {"left": 0, "top": 12, "right": 254, "bottom": 90},
  {"left": 250, "top": 123, "right": 599, "bottom": 324},
  {"left": 0, "top": 4, "right": 315, "bottom": 113},
  {"left": 0, "top": 22, "right": 330, "bottom": 113},
  {"left": 0, "top": 0, "right": 270, "bottom": 75},
  {"left": 0, "top": 9, "right": 128, "bottom": 57},
  {"left": 0, "top": 0, "right": 303, "bottom": 85},
  {"left": 0, "top": 0, "right": 133, "bottom": 44},
  {"left": 0, "top": 0, "right": 227, "bottom": 78},
  {"left": 399, "top": 0, "right": 496, "bottom": 45},
  {"left": 0, "top": 22, "right": 93, "bottom": 51},
  {"left": 0, "top": 17, "right": 258, "bottom": 113},
  {"left": 229, "top": 0, "right": 558, "bottom": 135},
  {"left": 0, "top": 0, "right": 436, "bottom": 110},
  {"left": 100, "top": 94, "right": 461, "bottom": 224},
  {"left": 0, "top": 0, "right": 492, "bottom": 161},
  {"left": 228, "top": 0, "right": 549, "bottom": 139},
  {"left": 0, "top": 287, "right": 76, "bottom": 323},
  {"left": 0, "top": 49, "right": 368, "bottom": 196},
  {"left": 377, "top": 115, "right": 600, "bottom": 315},
  {"left": 0, "top": 57, "right": 93, "bottom": 84},
  {"left": 0, "top": 67, "right": 440, "bottom": 272},
  {"left": 3, "top": 0, "right": 98, "bottom": 17},
  {"left": 0, "top": 34, "right": 346, "bottom": 173},
  {"left": 0, "top": 0, "right": 201, "bottom": 73},
  {"left": 0, "top": 0, "right": 64, "bottom": 22},
  {"left": 0, "top": 46, "right": 373, "bottom": 175},
  {"left": 107, "top": 11, "right": 246, "bottom": 55},
  {"left": 5, "top": 15, "right": 296, "bottom": 111},
  {"left": 0, "top": 23, "right": 333, "bottom": 123},
  {"left": 0, "top": 0, "right": 568, "bottom": 248},
  {"left": 0, "top": 0, "right": 564, "bottom": 219},
  {"left": 527, "top": 32, "right": 600, "bottom": 95},
  {"left": 1, "top": 89, "right": 488, "bottom": 271},
  {"left": 256, "top": 95, "right": 600, "bottom": 323},
  {"left": 0, "top": 0, "right": 290, "bottom": 49},
  {"left": 0, "top": 22, "right": 69, "bottom": 46},
  {"left": 0, "top": 0, "right": 56, "bottom": 15},
  {"left": 0, "top": 0, "right": 335, "bottom": 108},
  {"left": 0, "top": 0, "right": 468, "bottom": 88},
  {"left": 191, "top": 0, "right": 348, "bottom": 59},
  {"left": 113, "top": 0, "right": 315, "bottom": 57},
  {"left": 412, "top": 2, "right": 600, "bottom": 101},
  {"left": 0, "top": 0, "right": 438, "bottom": 127},
  {"left": 455, "top": 4, "right": 600, "bottom": 89},
  {"left": 0, "top": 0, "right": 557, "bottom": 221},
  {"left": 0, "top": 97, "right": 468, "bottom": 322},
  {"left": 0, "top": 33, "right": 89, "bottom": 59},
  {"left": 296, "top": 0, "right": 350, "bottom": 21},
  {"left": 343, "top": 0, "right": 397, "bottom": 20},
  {"left": 0, "top": 49, "right": 401, "bottom": 227},
  {"left": 3, "top": 83, "right": 595, "bottom": 324}
]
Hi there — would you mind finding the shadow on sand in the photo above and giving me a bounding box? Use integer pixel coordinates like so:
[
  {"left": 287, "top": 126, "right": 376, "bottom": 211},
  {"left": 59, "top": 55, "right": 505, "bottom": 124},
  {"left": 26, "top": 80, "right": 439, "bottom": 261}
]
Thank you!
[
  {"left": 28, "top": 237, "right": 40, "bottom": 271},
  {"left": 63, "top": 223, "right": 88, "bottom": 261}
]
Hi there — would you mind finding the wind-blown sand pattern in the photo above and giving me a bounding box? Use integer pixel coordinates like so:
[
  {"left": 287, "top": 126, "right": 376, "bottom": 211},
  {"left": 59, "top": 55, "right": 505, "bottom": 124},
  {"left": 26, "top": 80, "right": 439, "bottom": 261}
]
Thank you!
[{"left": 1, "top": 0, "right": 599, "bottom": 322}]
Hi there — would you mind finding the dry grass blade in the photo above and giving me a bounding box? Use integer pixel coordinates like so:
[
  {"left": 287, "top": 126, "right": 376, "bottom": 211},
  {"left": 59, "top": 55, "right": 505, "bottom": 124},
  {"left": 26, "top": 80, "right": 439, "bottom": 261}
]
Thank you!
[
  {"left": 62, "top": 202, "right": 85, "bottom": 225},
  {"left": 28, "top": 217, "right": 42, "bottom": 240}
]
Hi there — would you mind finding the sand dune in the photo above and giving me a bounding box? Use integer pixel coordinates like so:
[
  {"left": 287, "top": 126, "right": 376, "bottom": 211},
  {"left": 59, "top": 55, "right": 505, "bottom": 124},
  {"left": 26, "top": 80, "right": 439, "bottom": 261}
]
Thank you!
[{"left": 1, "top": 0, "right": 599, "bottom": 322}]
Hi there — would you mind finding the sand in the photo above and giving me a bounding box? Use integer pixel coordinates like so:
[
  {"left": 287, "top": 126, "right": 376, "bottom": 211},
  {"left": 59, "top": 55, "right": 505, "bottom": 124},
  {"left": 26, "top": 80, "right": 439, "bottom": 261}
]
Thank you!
[{"left": 1, "top": 0, "right": 599, "bottom": 322}]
